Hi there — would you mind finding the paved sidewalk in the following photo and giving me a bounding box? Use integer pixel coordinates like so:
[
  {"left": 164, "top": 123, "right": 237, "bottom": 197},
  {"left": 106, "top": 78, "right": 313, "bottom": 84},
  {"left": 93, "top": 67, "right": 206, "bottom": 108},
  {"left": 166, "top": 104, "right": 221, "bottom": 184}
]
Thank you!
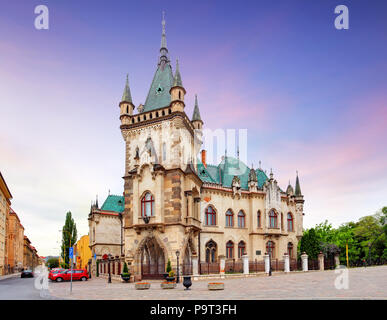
[
  {"left": 48, "top": 265, "right": 387, "bottom": 300},
  {"left": 0, "top": 273, "right": 21, "bottom": 281}
]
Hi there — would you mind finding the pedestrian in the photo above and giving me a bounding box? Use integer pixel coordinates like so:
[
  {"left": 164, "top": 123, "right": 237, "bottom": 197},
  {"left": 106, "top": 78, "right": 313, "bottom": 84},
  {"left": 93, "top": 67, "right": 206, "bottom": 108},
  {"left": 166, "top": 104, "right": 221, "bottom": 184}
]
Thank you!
[{"left": 363, "top": 258, "right": 366, "bottom": 267}]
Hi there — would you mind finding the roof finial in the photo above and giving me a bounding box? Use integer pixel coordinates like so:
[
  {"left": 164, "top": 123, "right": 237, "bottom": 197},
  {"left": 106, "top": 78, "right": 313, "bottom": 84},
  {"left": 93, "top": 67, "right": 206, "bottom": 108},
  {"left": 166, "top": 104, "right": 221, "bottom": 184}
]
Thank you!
[
  {"left": 259, "top": 160, "right": 261, "bottom": 169},
  {"left": 161, "top": 11, "right": 167, "bottom": 49},
  {"left": 159, "top": 11, "right": 169, "bottom": 67},
  {"left": 96, "top": 194, "right": 99, "bottom": 209}
]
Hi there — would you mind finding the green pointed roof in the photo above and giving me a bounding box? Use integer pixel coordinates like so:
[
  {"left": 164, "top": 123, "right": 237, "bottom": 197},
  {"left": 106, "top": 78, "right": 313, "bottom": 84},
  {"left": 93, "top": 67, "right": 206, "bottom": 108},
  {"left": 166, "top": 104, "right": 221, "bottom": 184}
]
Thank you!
[
  {"left": 192, "top": 94, "right": 202, "bottom": 122},
  {"left": 121, "top": 74, "right": 132, "bottom": 103},
  {"left": 295, "top": 173, "right": 302, "bottom": 196},
  {"left": 143, "top": 63, "right": 174, "bottom": 112},
  {"left": 173, "top": 59, "right": 183, "bottom": 87},
  {"left": 143, "top": 13, "right": 174, "bottom": 112},
  {"left": 101, "top": 195, "right": 124, "bottom": 213},
  {"left": 197, "top": 157, "right": 268, "bottom": 190}
]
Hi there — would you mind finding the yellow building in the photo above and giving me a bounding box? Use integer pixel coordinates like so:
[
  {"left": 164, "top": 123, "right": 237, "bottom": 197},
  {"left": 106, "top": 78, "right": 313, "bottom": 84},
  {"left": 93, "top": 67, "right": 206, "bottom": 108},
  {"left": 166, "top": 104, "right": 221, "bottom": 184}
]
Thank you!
[
  {"left": 0, "top": 171, "right": 12, "bottom": 275},
  {"left": 74, "top": 235, "right": 92, "bottom": 270}
]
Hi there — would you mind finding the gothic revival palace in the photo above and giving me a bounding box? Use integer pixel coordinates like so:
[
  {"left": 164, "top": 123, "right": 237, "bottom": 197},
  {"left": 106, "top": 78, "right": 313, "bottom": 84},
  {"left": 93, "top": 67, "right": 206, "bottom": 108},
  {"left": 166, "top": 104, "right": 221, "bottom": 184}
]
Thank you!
[{"left": 88, "top": 17, "right": 304, "bottom": 280}]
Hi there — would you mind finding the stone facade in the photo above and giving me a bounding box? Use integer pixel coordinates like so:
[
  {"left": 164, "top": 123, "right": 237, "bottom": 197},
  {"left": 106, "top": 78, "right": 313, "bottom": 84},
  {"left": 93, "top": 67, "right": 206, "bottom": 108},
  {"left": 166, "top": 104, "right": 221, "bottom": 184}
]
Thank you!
[
  {"left": 89, "top": 17, "right": 305, "bottom": 280},
  {"left": 0, "top": 171, "right": 12, "bottom": 275},
  {"left": 6, "top": 208, "right": 24, "bottom": 272}
]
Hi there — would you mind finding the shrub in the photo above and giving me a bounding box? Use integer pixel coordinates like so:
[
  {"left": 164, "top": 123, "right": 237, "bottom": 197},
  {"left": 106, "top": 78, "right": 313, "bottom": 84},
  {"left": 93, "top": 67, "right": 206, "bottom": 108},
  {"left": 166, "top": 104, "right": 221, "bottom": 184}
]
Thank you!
[
  {"left": 123, "top": 261, "right": 129, "bottom": 274},
  {"left": 166, "top": 259, "right": 172, "bottom": 273}
]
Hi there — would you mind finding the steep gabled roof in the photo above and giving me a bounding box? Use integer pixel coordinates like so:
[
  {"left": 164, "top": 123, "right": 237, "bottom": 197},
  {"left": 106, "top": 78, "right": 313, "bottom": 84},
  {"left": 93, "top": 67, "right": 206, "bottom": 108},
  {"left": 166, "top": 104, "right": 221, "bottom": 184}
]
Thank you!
[
  {"left": 100, "top": 195, "right": 124, "bottom": 213},
  {"left": 197, "top": 156, "right": 269, "bottom": 190}
]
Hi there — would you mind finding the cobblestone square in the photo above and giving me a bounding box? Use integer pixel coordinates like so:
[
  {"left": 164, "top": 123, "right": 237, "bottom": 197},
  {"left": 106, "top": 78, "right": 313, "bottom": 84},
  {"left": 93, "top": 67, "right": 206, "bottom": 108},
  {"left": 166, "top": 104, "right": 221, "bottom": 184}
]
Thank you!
[{"left": 48, "top": 266, "right": 387, "bottom": 300}]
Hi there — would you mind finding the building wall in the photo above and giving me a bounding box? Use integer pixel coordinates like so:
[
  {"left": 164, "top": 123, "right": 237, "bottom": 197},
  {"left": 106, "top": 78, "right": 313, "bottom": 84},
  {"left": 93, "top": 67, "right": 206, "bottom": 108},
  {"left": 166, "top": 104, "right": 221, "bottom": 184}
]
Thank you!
[
  {"left": 75, "top": 235, "right": 92, "bottom": 269},
  {"left": 0, "top": 173, "right": 12, "bottom": 275},
  {"left": 0, "top": 189, "right": 9, "bottom": 274}
]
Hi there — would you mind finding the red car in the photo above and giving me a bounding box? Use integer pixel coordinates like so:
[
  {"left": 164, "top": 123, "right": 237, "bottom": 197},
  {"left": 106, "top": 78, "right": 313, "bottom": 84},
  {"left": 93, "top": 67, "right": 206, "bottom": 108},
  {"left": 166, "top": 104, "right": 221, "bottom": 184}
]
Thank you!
[
  {"left": 48, "top": 269, "right": 65, "bottom": 280},
  {"left": 51, "top": 269, "right": 89, "bottom": 282}
]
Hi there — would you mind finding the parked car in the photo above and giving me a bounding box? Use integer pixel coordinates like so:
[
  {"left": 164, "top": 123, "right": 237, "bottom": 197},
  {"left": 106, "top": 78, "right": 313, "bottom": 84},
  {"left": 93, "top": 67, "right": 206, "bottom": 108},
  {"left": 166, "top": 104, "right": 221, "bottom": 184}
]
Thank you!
[
  {"left": 21, "top": 270, "right": 34, "bottom": 278},
  {"left": 51, "top": 269, "right": 89, "bottom": 282},
  {"left": 48, "top": 269, "right": 66, "bottom": 280}
]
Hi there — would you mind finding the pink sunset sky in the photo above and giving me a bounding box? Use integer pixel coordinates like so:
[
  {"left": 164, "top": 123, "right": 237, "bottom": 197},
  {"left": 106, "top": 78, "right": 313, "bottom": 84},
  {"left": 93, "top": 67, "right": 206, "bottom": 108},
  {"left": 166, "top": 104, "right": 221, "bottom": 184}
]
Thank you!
[{"left": 0, "top": 0, "right": 386, "bottom": 255}]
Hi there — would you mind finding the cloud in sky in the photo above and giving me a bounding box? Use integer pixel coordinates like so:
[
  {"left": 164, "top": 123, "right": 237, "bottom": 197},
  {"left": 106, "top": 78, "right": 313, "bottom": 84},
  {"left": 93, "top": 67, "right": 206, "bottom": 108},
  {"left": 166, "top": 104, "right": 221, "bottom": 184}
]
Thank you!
[{"left": 0, "top": 0, "right": 386, "bottom": 255}]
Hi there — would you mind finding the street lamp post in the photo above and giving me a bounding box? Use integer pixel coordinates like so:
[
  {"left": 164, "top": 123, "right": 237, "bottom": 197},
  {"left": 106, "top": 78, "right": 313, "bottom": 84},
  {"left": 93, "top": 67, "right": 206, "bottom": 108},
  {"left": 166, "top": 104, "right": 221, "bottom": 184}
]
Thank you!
[
  {"left": 268, "top": 250, "right": 272, "bottom": 276},
  {"left": 108, "top": 254, "right": 112, "bottom": 283},
  {"left": 176, "top": 250, "right": 180, "bottom": 284}
]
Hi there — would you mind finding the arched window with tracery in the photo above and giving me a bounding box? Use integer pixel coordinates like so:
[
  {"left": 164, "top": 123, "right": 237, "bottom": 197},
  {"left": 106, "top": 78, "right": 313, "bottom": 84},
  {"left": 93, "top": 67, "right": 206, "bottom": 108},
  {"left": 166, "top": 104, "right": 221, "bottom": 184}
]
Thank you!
[
  {"left": 257, "top": 210, "right": 261, "bottom": 228},
  {"left": 287, "top": 213, "right": 294, "bottom": 231},
  {"left": 266, "top": 241, "right": 275, "bottom": 258},
  {"left": 205, "top": 240, "right": 217, "bottom": 263},
  {"left": 287, "top": 242, "right": 293, "bottom": 258},
  {"left": 269, "top": 210, "right": 277, "bottom": 228},
  {"left": 205, "top": 206, "right": 216, "bottom": 226},
  {"left": 225, "top": 210, "right": 233, "bottom": 227},
  {"left": 226, "top": 241, "right": 234, "bottom": 259},
  {"left": 238, "top": 241, "right": 246, "bottom": 258},
  {"left": 238, "top": 210, "right": 245, "bottom": 228},
  {"left": 141, "top": 192, "right": 155, "bottom": 217}
]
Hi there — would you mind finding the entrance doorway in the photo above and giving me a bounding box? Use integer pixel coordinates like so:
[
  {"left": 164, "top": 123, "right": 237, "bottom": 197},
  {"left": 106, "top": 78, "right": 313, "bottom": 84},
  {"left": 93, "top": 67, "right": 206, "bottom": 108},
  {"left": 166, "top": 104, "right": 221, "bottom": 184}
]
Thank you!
[{"left": 140, "top": 237, "right": 166, "bottom": 279}]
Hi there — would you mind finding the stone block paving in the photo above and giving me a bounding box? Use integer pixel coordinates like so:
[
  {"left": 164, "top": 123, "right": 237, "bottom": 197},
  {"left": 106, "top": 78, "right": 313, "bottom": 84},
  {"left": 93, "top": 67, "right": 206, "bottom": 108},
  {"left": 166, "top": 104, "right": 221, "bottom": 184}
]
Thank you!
[{"left": 48, "top": 266, "right": 387, "bottom": 300}]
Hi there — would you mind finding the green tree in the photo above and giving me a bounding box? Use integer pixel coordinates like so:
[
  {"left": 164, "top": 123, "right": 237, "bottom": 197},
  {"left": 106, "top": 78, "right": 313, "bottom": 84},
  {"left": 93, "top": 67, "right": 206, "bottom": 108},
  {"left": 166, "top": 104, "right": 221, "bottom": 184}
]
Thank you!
[
  {"left": 47, "top": 258, "right": 59, "bottom": 269},
  {"left": 60, "top": 211, "right": 77, "bottom": 268},
  {"left": 299, "top": 228, "right": 320, "bottom": 259}
]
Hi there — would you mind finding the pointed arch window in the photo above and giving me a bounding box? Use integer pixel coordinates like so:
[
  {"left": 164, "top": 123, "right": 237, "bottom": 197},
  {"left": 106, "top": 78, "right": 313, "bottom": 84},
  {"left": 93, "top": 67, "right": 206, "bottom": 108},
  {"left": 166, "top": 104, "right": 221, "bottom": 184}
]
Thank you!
[
  {"left": 205, "top": 206, "right": 216, "bottom": 226},
  {"left": 205, "top": 240, "right": 217, "bottom": 263},
  {"left": 141, "top": 192, "right": 155, "bottom": 217},
  {"left": 225, "top": 210, "right": 233, "bottom": 227},
  {"left": 238, "top": 210, "right": 245, "bottom": 228},
  {"left": 226, "top": 241, "right": 234, "bottom": 259},
  {"left": 269, "top": 210, "right": 277, "bottom": 228},
  {"left": 238, "top": 241, "right": 246, "bottom": 258},
  {"left": 257, "top": 210, "right": 261, "bottom": 228},
  {"left": 287, "top": 213, "right": 294, "bottom": 232},
  {"left": 266, "top": 241, "right": 275, "bottom": 258}
]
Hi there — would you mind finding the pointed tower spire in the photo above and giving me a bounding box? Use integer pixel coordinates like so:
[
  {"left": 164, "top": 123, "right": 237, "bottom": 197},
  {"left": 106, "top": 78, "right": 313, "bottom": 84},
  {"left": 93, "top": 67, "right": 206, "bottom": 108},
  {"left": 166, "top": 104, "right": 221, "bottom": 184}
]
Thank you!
[
  {"left": 295, "top": 171, "right": 302, "bottom": 196},
  {"left": 95, "top": 195, "right": 99, "bottom": 209},
  {"left": 192, "top": 94, "right": 202, "bottom": 121},
  {"left": 173, "top": 59, "right": 183, "bottom": 87},
  {"left": 121, "top": 74, "right": 133, "bottom": 103},
  {"left": 159, "top": 11, "right": 169, "bottom": 67}
]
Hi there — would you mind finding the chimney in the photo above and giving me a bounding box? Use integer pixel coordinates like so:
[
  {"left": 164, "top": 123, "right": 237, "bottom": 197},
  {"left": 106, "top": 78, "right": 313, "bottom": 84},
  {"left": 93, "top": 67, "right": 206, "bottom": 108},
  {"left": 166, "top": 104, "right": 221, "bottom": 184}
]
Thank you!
[{"left": 201, "top": 150, "right": 207, "bottom": 168}]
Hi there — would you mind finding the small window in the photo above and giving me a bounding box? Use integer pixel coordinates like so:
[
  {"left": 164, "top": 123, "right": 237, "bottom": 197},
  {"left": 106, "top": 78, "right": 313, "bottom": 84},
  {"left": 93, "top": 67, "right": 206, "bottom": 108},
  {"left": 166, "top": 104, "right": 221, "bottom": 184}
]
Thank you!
[
  {"left": 205, "top": 206, "right": 216, "bottom": 226},
  {"left": 287, "top": 213, "right": 294, "bottom": 232},
  {"left": 238, "top": 211, "right": 245, "bottom": 228},
  {"left": 238, "top": 241, "right": 246, "bottom": 258},
  {"left": 169, "top": 108, "right": 171, "bottom": 114},
  {"left": 269, "top": 210, "right": 277, "bottom": 228},
  {"left": 257, "top": 210, "right": 261, "bottom": 228},
  {"left": 226, "top": 241, "right": 234, "bottom": 259},
  {"left": 225, "top": 210, "right": 233, "bottom": 227},
  {"left": 141, "top": 192, "right": 155, "bottom": 217}
]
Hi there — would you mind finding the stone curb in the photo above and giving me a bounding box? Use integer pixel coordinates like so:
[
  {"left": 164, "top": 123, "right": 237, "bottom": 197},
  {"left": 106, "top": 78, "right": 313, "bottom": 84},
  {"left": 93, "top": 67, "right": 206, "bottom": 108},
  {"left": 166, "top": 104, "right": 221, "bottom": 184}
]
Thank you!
[{"left": 0, "top": 273, "right": 21, "bottom": 281}]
